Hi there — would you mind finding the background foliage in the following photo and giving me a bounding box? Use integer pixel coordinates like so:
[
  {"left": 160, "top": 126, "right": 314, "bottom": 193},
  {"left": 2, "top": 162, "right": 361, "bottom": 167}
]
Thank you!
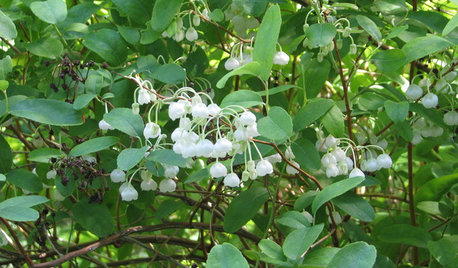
[{"left": 0, "top": 0, "right": 457, "bottom": 267}]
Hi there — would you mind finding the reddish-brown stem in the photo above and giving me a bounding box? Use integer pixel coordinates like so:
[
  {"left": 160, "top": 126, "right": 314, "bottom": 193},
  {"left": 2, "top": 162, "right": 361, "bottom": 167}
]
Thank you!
[{"left": 0, "top": 218, "right": 34, "bottom": 267}]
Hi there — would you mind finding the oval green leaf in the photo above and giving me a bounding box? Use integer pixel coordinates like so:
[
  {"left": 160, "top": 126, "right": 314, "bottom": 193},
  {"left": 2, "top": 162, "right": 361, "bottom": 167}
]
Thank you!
[
  {"left": 258, "top": 106, "right": 292, "bottom": 141},
  {"left": 117, "top": 146, "right": 148, "bottom": 171},
  {"left": 103, "top": 108, "right": 144, "bottom": 137},
  {"left": 30, "top": 0, "right": 67, "bottom": 24},
  {"left": 206, "top": 243, "right": 249, "bottom": 268},
  {"left": 305, "top": 23, "right": 337, "bottom": 48},
  {"left": 327, "top": 242, "right": 377, "bottom": 268},
  {"left": 83, "top": 29, "right": 127, "bottom": 66},
  {"left": 69, "top": 136, "right": 119, "bottom": 157},
  {"left": 0, "top": 10, "right": 17, "bottom": 40},
  {"left": 282, "top": 224, "right": 324, "bottom": 260}
]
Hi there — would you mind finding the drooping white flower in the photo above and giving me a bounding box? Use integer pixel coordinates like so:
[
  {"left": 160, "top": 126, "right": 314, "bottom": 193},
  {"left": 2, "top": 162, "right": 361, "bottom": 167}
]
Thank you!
[
  {"left": 110, "top": 169, "right": 126, "bottom": 183},
  {"left": 174, "top": 29, "right": 185, "bottom": 42},
  {"left": 443, "top": 110, "right": 458, "bottom": 126},
  {"left": 159, "top": 179, "right": 176, "bottom": 192},
  {"left": 214, "top": 138, "right": 232, "bottom": 155},
  {"left": 164, "top": 165, "right": 179, "bottom": 178},
  {"left": 141, "top": 179, "right": 157, "bottom": 191},
  {"left": 349, "top": 168, "right": 365, "bottom": 178},
  {"left": 345, "top": 157, "right": 354, "bottom": 171},
  {"left": 285, "top": 146, "right": 295, "bottom": 159},
  {"left": 143, "top": 122, "right": 161, "bottom": 139},
  {"left": 171, "top": 128, "right": 187, "bottom": 142},
  {"left": 169, "top": 102, "right": 186, "bottom": 120},
  {"left": 196, "top": 139, "right": 214, "bottom": 157},
  {"left": 138, "top": 88, "right": 151, "bottom": 105},
  {"left": 186, "top": 27, "right": 198, "bottom": 41},
  {"left": 98, "top": 119, "right": 114, "bottom": 130},
  {"left": 332, "top": 148, "right": 346, "bottom": 162},
  {"left": 224, "top": 173, "right": 240, "bottom": 187},
  {"left": 321, "top": 153, "right": 337, "bottom": 168},
  {"left": 131, "top": 103, "right": 140, "bottom": 114},
  {"left": 377, "top": 154, "right": 392, "bottom": 169},
  {"left": 233, "top": 127, "right": 248, "bottom": 141},
  {"left": 406, "top": 84, "right": 423, "bottom": 100},
  {"left": 239, "top": 111, "right": 256, "bottom": 126},
  {"left": 286, "top": 161, "right": 300, "bottom": 175},
  {"left": 191, "top": 102, "right": 209, "bottom": 119},
  {"left": 46, "top": 170, "right": 57, "bottom": 179},
  {"left": 208, "top": 103, "right": 222, "bottom": 116},
  {"left": 256, "top": 160, "right": 274, "bottom": 177},
  {"left": 337, "top": 161, "right": 348, "bottom": 175},
  {"left": 412, "top": 132, "right": 422, "bottom": 145},
  {"left": 326, "top": 165, "right": 340, "bottom": 178},
  {"left": 273, "top": 51, "right": 290, "bottom": 65},
  {"left": 365, "top": 158, "right": 378, "bottom": 172},
  {"left": 421, "top": 93, "right": 438, "bottom": 108},
  {"left": 315, "top": 139, "right": 328, "bottom": 152},
  {"left": 266, "top": 153, "right": 282, "bottom": 164},
  {"left": 324, "top": 135, "right": 338, "bottom": 148},
  {"left": 245, "top": 124, "right": 259, "bottom": 138},
  {"left": 120, "top": 183, "right": 138, "bottom": 201},
  {"left": 210, "top": 162, "right": 227, "bottom": 178},
  {"left": 224, "top": 57, "right": 240, "bottom": 70}
]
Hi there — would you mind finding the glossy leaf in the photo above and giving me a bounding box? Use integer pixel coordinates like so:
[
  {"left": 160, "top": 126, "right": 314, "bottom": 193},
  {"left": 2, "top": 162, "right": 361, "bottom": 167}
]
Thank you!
[
  {"left": 443, "top": 13, "right": 458, "bottom": 36},
  {"left": 103, "top": 108, "right": 144, "bottom": 137},
  {"left": 220, "top": 89, "right": 263, "bottom": 109},
  {"left": 83, "top": 29, "right": 127, "bottom": 66},
  {"left": 312, "top": 177, "right": 365, "bottom": 215},
  {"left": 151, "top": 64, "right": 186, "bottom": 84},
  {"left": 276, "top": 211, "right": 310, "bottom": 229},
  {"left": 25, "top": 37, "right": 63, "bottom": 59},
  {"left": 291, "top": 138, "right": 321, "bottom": 170},
  {"left": 112, "top": 0, "right": 151, "bottom": 25},
  {"left": 71, "top": 199, "right": 114, "bottom": 237},
  {"left": 224, "top": 187, "right": 269, "bottom": 233},
  {"left": 206, "top": 243, "right": 249, "bottom": 268},
  {"left": 300, "top": 58, "right": 331, "bottom": 98},
  {"left": 69, "top": 136, "right": 119, "bottom": 157},
  {"left": 30, "top": 0, "right": 67, "bottom": 24},
  {"left": 333, "top": 192, "right": 375, "bottom": 222},
  {"left": 402, "top": 35, "right": 453, "bottom": 62},
  {"left": 302, "top": 247, "right": 340, "bottom": 268},
  {"left": 259, "top": 239, "right": 286, "bottom": 261},
  {"left": 305, "top": 23, "right": 337, "bottom": 48},
  {"left": 117, "top": 146, "right": 148, "bottom": 171},
  {"left": 6, "top": 169, "right": 43, "bottom": 193},
  {"left": 415, "top": 173, "right": 458, "bottom": 204},
  {"left": 0, "top": 9, "right": 17, "bottom": 39},
  {"left": 0, "top": 206, "right": 39, "bottom": 222},
  {"left": 73, "top": 93, "right": 96, "bottom": 110},
  {"left": 322, "top": 105, "right": 345, "bottom": 137},
  {"left": 427, "top": 237, "right": 458, "bottom": 267},
  {"left": 384, "top": 100, "right": 408, "bottom": 123},
  {"left": 0, "top": 195, "right": 48, "bottom": 210},
  {"left": 327, "top": 242, "right": 377, "bottom": 268},
  {"left": 0, "top": 56, "right": 12, "bottom": 80},
  {"left": 282, "top": 224, "right": 324, "bottom": 260},
  {"left": 151, "top": 0, "right": 183, "bottom": 32},
  {"left": 293, "top": 98, "right": 334, "bottom": 131},
  {"left": 356, "top": 15, "right": 382, "bottom": 42},
  {"left": 371, "top": 49, "right": 406, "bottom": 73},
  {"left": 377, "top": 224, "right": 432, "bottom": 247},
  {"left": 10, "top": 99, "right": 83, "bottom": 126},
  {"left": 258, "top": 106, "right": 292, "bottom": 141}
]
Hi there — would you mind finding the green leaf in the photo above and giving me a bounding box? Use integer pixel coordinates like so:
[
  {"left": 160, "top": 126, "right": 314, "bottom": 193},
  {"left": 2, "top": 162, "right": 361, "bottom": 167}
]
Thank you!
[
  {"left": 103, "top": 108, "right": 144, "bottom": 137},
  {"left": 26, "top": 37, "right": 63, "bottom": 59},
  {"left": 151, "top": 0, "right": 183, "bottom": 32},
  {"left": 0, "top": 195, "right": 48, "bottom": 210},
  {"left": 151, "top": 64, "right": 186, "bottom": 84},
  {"left": 224, "top": 187, "right": 269, "bottom": 233},
  {"left": 30, "top": 0, "right": 67, "bottom": 24},
  {"left": 206, "top": 243, "right": 249, "bottom": 268},
  {"left": 371, "top": 49, "right": 406, "bottom": 73},
  {"left": 0, "top": 56, "right": 12, "bottom": 80},
  {"left": 0, "top": 80, "right": 8, "bottom": 91},
  {"left": 117, "top": 147, "right": 148, "bottom": 171},
  {"left": 300, "top": 58, "right": 331, "bottom": 98},
  {"left": 393, "top": 120, "right": 413, "bottom": 142},
  {"left": 0, "top": 135, "right": 12, "bottom": 174},
  {"left": 256, "top": 85, "right": 298, "bottom": 97},
  {"left": 146, "top": 149, "right": 188, "bottom": 168},
  {"left": 216, "top": 61, "right": 262, "bottom": 88},
  {"left": 305, "top": 23, "right": 337, "bottom": 48},
  {"left": 294, "top": 191, "right": 317, "bottom": 211},
  {"left": 312, "top": 177, "right": 365, "bottom": 215},
  {"left": 322, "top": 105, "right": 345, "bottom": 137},
  {"left": 282, "top": 224, "right": 324, "bottom": 260},
  {"left": 0, "top": 10, "right": 17, "bottom": 40},
  {"left": 291, "top": 138, "right": 321, "bottom": 170},
  {"left": 258, "top": 106, "right": 292, "bottom": 141},
  {"left": 112, "top": 0, "right": 151, "bottom": 25},
  {"left": 402, "top": 35, "right": 453, "bottom": 62},
  {"left": 415, "top": 173, "right": 458, "bottom": 204},
  {"left": 443, "top": 13, "right": 458, "bottom": 36},
  {"left": 377, "top": 224, "right": 432, "bottom": 247},
  {"left": 10, "top": 99, "right": 83, "bottom": 126},
  {"left": 55, "top": 175, "right": 76, "bottom": 197},
  {"left": 6, "top": 169, "right": 43, "bottom": 193},
  {"left": 410, "top": 103, "right": 447, "bottom": 128},
  {"left": 276, "top": 211, "right": 310, "bottom": 229},
  {"left": 71, "top": 199, "right": 113, "bottom": 237},
  {"left": 184, "top": 168, "right": 210, "bottom": 183},
  {"left": 0, "top": 206, "right": 39, "bottom": 222},
  {"left": 117, "top": 26, "right": 140, "bottom": 45},
  {"left": 73, "top": 93, "right": 96, "bottom": 110},
  {"left": 333, "top": 192, "right": 375, "bottom": 222},
  {"left": 374, "top": 0, "right": 408, "bottom": 15},
  {"left": 155, "top": 200, "right": 183, "bottom": 220},
  {"left": 356, "top": 15, "right": 382, "bottom": 42},
  {"left": 416, "top": 201, "right": 441, "bottom": 215},
  {"left": 259, "top": 239, "right": 286, "bottom": 261},
  {"left": 301, "top": 247, "right": 340, "bottom": 268},
  {"left": 69, "top": 136, "right": 119, "bottom": 157},
  {"left": 220, "top": 89, "right": 263, "bottom": 109},
  {"left": 252, "top": 4, "right": 282, "bottom": 80},
  {"left": 293, "top": 99, "right": 334, "bottom": 131},
  {"left": 384, "top": 100, "right": 408, "bottom": 123},
  {"left": 427, "top": 237, "right": 458, "bottom": 267},
  {"left": 29, "top": 148, "right": 64, "bottom": 163},
  {"left": 83, "top": 29, "right": 127, "bottom": 66},
  {"left": 327, "top": 242, "right": 377, "bottom": 268}
]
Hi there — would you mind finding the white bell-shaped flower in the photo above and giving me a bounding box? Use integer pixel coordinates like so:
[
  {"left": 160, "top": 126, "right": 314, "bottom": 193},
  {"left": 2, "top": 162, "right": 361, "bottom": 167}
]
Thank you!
[
  {"left": 412, "top": 133, "right": 422, "bottom": 145},
  {"left": 224, "top": 173, "right": 240, "bottom": 187},
  {"left": 273, "top": 51, "right": 290, "bottom": 65},
  {"left": 325, "top": 135, "right": 338, "bottom": 148},
  {"left": 321, "top": 153, "right": 337, "bottom": 168},
  {"left": 141, "top": 179, "right": 157, "bottom": 191},
  {"left": 110, "top": 169, "right": 126, "bottom": 183},
  {"left": 46, "top": 170, "right": 57, "bottom": 179},
  {"left": 224, "top": 57, "right": 240, "bottom": 70},
  {"left": 332, "top": 148, "right": 346, "bottom": 162},
  {"left": 315, "top": 139, "right": 328, "bottom": 152},
  {"left": 171, "top": 128, "right": 187, "bottom": 142},
  {"left": 239, "top": 111, "right": 256, "bottom": 126},
  {"left": 345, "top": 157, "right": 354, "bottom": 171},
  {"left": 326, "top": 165, "right": 340, "bottom": 178},
  {"left": 214, "top": 138, "right": 232, "bottom": 154},
  {"left": 444, "top": 111, "right": 458, "bottom": 126},
  {"left": 186, "top": 27, "right": 198, "bottom": 41},
  {"left": 196, "top": 139, "right": 214, "bottom": 157},
  {"left": 164, "top": 165, "right": 179, "bottom": 178},
  {"left": 143, "top": 122, "right": 161, "bottom": 139},
  {"left": 421, "top": 93, "right": 438, "bottom": 108},
  {"left": 349, "top": 168, "right": 365, "bottom": 178},
  {"left": 169, "top": 102, "right": 186, "bottom": 120},
  {"left": 99, "top": 119, "right": 114, "bottom": 130},
  {"left": 233, "top": 127, "right": 248, "bottom": 141},
  {"left": 365, "top": 159, "right": 378, "bottom": 172},
  {"left": 120, "top": 183, "right": 138, "bottom": 201},
  {"left": 266, "top": 153, "right": 282, "bottom": 164},
  {"left": 256, "top": 160, "right": 274, "bottom": 177},
  {"left": 406, "top": 84, "right": 423, "bottom": 100},
  {"left": 337, "top": 161, "right": 348, "bottom": 175},
  {"left": 159, "top": 179, "right": 177, "bottom": 192},
  {"left": 208, "top": 103, "right": 222, "bottom": 116},
  {"left": 285, "top": 146, "right": 295, "bottom": 159},
  {"left": 419, "top": 77, "right": 431, "bottom": 88},
  {"left": 191, "top": 102, "right": 209, "bottom": 118},
  {"left": 246, "top": 124, "right": 260, "bottom": 138},
  {"left": 210, "top": 163, "right": 227, "bottom": 178},
  {"left": 286, "top": 161, "right": 300, "bottom": 175},
  {"left": 174, "top": 29, "right": 185, "bottom": 42},
  {"left": 138, "top": 88, "right": 151, "bottom": 105},
  {"left": 376, "top": 154, "right": 392, "bottom": 169},
  {"left": 444, "top": 71, "right": 457, "bottom": 82}
]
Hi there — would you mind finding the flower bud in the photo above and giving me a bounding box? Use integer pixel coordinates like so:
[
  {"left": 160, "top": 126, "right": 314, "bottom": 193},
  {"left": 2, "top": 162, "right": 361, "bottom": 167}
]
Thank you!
[
  {"left": 256, "top": 160, "right": 274, "bottom": 177},
  {"left": 224, "top": 57, "right": 240, "bottom": 70},
  {"left": 132, "top": 103, "right": 140, "bottom": 114},
  {"left": 193, "top": 14, "right": 201, "bottom": 26},
  {"left": 273, "top": 51, "right": 290, "bottom": 65},
  {"left": 138, "top": 88, "right": 151, "bottom": 105},
  {"left": 46, "top": 170, "right": 57, "bottom": 179},
  {"left": 186, "top": 27, "right": 198, "bottom": 41}
]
